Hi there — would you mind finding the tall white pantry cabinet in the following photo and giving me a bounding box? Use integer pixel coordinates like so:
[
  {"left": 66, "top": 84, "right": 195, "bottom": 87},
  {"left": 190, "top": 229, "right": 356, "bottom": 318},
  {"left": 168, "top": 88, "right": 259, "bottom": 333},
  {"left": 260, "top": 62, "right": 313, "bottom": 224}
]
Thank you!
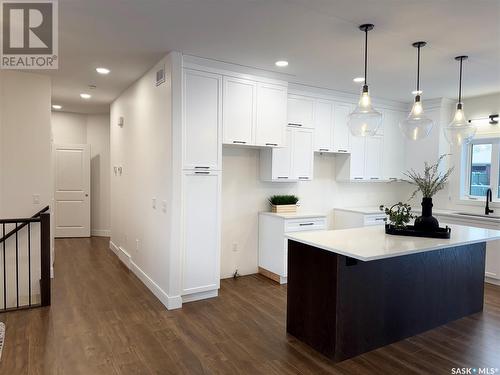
[{"left": 181, "top": 68, "right": 222, "bottom": 302}]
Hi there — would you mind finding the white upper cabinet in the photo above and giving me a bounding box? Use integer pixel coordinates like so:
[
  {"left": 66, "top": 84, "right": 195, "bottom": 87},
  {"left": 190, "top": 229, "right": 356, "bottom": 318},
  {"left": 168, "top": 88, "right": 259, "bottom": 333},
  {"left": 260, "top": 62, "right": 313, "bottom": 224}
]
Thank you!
[
  {"left": 349, "top": 136, "right": 366, "bottom": 180},
  {"left": 333, "top": 103, "right": 351, "bottom": 153},
  {"left": 271, "top": 129, "right": 293, "bottom": 180},
  {"left": 260, "top": 127, "right": 313, "bottom": 182},
  {"left": 365, "top": 136, "right": 383, "bottom": 181},
  {"left": 183, "top": 69, "right": 222, "bottom": 170},
  {"left": 291, "top": 128, "right": 314, "bottom": 180},
  {"left": 287, "top": 95, "right": 314, "bottom": 128},
  {"left": 255, "top": 83, "right": 287, "bottom": 147},
  {"left": 222, "top": 77, "right": 256, "bottom": 145},
  {"left": 382, "top": 109, "right": 405, "bottom": 180},
  {"left": 313, "top": 100, "right": 334, "bottom": 152}
]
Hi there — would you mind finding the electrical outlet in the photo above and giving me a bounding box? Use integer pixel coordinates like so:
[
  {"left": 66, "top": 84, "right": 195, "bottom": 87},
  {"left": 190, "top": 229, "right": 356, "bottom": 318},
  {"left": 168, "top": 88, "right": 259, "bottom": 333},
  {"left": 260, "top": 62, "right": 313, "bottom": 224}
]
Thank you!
[
  {"left": 152, "top": 198, "right": 157, "bottom": 209},
  {"left": 232, "top": 243, "right": 238, "bottom": 252}
]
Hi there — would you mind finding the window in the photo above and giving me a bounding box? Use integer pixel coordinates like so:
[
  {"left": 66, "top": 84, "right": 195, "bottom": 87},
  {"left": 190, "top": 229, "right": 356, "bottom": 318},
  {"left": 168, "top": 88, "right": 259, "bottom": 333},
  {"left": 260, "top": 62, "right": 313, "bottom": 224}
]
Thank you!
[
  {"left": 469, "top": 143, "right": 492, "bottom": 197},
  {"left": 463, "top": 139, "right": 500, "bottom": 200}
]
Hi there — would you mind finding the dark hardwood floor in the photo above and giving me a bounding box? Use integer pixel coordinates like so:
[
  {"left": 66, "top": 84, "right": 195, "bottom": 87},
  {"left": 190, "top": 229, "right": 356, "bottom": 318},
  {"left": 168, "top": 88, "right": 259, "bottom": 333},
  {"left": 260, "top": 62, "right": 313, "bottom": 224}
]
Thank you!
[{"left": 0, "top": 237, "right": 499, "bottom": 374}]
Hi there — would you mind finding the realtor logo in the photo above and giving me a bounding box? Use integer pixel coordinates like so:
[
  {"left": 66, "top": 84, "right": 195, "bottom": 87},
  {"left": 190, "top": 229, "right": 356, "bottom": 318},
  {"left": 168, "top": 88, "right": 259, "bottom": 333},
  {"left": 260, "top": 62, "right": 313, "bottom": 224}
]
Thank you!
[{"left": 1, "top": 0, "right": 58, "bottom": 69}]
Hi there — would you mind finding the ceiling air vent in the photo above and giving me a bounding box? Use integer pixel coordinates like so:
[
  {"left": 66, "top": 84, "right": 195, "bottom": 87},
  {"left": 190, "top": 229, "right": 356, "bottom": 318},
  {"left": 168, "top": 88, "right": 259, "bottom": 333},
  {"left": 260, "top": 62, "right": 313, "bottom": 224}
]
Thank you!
[{"left": 156, "top": 66, "right": 166, "bottom": 86}]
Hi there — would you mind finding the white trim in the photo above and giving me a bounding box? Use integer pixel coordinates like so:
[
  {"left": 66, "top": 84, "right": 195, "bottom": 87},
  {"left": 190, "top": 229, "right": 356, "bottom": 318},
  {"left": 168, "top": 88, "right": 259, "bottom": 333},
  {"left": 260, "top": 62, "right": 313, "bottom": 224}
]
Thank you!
[
  {"left": 485, "top": 277, "right": 500, "bottom": 286},
  {"left": 129, "top": 260, "right": 182, "bottom": 310},
  {"left": 109, "top": 240, "right": 131, "bottom": 269},
  {"left": 182, "top": 289, "right": 218, "bottom": 303},
  {"left": 91, "top": 229, "right": 111, "bottom": 237},
  {"left": 108, "top": 240, "right": 182, "bottom": 310},
  {"left": 50, "top": 266, "right": 54, "bottom": 279}
]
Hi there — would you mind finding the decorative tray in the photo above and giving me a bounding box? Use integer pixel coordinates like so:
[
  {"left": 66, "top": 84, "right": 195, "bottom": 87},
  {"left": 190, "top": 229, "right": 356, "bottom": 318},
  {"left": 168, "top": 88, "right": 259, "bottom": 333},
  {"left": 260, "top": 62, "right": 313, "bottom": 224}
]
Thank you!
[{"left": 385, "top": 224, "right": 451, "bottom": 239}]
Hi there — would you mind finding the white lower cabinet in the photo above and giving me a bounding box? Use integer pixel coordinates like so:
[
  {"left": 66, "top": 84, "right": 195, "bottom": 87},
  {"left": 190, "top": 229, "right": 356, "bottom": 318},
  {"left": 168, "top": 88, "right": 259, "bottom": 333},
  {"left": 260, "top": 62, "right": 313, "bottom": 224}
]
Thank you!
[
  {"left": 181, "top": 170, "right": 221, "bottom": 299},
  {"left": 260, "top": 127, "right": 314, "bottom": 181},
  {"left": 258, "top": 212, "right": 327, "bottom": 284}
]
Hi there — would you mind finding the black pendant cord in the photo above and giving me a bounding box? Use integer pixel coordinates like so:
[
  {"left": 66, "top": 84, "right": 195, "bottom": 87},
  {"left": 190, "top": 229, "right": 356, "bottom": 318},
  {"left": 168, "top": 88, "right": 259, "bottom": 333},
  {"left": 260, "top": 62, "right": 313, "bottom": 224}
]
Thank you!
[
  {"left": 458, "top": 57, "right": 463, "bottom": 103},
  {"left": 364, "top": 28, "right": 368, "bottom": 86},
  {"left": 416, "top": 45, "right": 421, "bottom": 92}
]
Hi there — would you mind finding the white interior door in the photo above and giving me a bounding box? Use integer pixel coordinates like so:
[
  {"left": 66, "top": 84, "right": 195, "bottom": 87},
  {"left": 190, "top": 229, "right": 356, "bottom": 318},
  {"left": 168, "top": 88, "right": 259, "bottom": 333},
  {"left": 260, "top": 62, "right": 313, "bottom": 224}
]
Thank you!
[{"left": 54, "top": 144, "right": 91, "bottom": 238}]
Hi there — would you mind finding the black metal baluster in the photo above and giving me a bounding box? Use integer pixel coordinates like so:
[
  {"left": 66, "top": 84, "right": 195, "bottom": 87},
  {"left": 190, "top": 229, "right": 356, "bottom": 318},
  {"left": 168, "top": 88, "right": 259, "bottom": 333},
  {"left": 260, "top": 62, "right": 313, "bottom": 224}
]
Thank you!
[
  {"left": 15, "top": 223, "right": 19, "bottom": 308},
  {"left": 2, "top": 223, "right": 5, "bottom": 310},
  {"left": 28, "top": 222, "right": 31, "bottom": 306}
]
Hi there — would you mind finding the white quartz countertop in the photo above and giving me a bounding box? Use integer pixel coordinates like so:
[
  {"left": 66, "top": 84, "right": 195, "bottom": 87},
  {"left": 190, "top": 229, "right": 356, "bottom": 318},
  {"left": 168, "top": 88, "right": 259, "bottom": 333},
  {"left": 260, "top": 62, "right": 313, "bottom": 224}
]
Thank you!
[
  {"left": 286, "top": 224, "right": 500, "bottom": 261},
  {"left": 259, "top": 211, "right": 327, "bottom": 219}
]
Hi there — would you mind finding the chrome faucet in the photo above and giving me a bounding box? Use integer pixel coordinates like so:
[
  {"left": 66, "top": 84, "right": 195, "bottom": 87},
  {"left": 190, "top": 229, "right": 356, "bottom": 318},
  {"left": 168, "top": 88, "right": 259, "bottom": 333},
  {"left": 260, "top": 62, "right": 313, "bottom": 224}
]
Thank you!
[{"left": 485, "top": 188, "right": 494, "bottom": 215}]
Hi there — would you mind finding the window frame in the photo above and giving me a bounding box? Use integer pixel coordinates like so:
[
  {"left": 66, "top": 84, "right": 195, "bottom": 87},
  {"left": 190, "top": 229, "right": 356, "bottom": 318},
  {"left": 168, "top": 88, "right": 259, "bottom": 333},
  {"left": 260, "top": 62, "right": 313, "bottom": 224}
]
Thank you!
[{"left": 461, "top": 137, "right": 500, "bottom": 202}]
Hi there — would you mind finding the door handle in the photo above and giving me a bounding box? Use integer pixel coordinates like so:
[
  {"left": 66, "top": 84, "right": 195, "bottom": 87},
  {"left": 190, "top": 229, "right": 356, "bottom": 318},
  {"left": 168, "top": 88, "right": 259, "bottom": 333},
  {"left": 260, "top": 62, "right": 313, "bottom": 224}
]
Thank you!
[{"left": 85, "top": 194, "right": 89, "bottom": 197}]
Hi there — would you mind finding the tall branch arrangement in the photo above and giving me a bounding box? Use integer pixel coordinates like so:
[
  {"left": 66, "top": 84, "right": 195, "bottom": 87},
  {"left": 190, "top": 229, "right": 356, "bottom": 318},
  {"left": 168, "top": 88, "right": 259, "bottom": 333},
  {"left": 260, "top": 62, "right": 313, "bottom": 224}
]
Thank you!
[{"left": 403, "top": 154, "right": 454, "bottom": 200}]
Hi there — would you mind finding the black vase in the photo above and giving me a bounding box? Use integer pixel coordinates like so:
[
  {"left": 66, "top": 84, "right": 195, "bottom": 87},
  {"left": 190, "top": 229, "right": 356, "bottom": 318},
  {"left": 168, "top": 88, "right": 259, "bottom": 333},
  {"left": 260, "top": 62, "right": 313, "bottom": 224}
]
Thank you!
[{"left": 414, "top": 197, "right": 439, "bottom": 232}]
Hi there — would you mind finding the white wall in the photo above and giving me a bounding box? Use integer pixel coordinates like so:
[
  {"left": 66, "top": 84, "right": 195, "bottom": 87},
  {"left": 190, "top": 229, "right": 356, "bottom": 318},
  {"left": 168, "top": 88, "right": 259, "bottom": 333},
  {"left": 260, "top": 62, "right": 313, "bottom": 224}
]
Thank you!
[
  {"left": 0, "top": 71, "right": 52, "bottom": 217},
  {"left": 110, "top": 53, "right": 177, "bottom": 308},
  {"left": 221, "top": 146, "right": 408, "bottom": 278},
  {"left": 51, "top": 112, "right": 111, "bottom": 236},
  {"left": 0, "top": 71, "right": 52, "bottom": 307}
]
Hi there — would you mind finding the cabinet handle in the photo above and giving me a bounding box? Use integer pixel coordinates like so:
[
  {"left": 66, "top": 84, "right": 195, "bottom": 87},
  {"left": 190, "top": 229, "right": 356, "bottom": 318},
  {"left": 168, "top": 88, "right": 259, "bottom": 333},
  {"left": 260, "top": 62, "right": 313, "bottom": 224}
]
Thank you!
[
  {"left": 298, "top": 177, "right": 309, "bottom": 180},
  {"left": 354, "top": 177, "right": 364, "bottom": 180},
  {"left": 299, "top": 222, "right": 314, "bottom": 226},
  {"left": 389, "top": 177, "right": 398, "bottom": 181},
  {"left": 338, "top": 149, "right": 348, "bottom": 153},
  {"left": 288, "top": 123, "right": 303, "bottom": 127},
  {"left": 277, "top": 176, "right": 289, "bottom": 179},
  {"left": 370, "top": 177, "right": 380, "bottom": 180},
  {"left": 374, "top": 218, "right": 386, "bottom": 221},
  {"left": 232, "top": 141, "right": 247, "bottom": 144},
  {"left": 194, "top": 171, "right": 210, "bottom": 175},
  {"left": 319, "top": 148, "right": 330, "bottom": 152},
  {"left": 266, "top": 143, "right": 278, "bottom": 146},
  {"left": 195, "top": 166, "right": 210, "bottom": 169}
]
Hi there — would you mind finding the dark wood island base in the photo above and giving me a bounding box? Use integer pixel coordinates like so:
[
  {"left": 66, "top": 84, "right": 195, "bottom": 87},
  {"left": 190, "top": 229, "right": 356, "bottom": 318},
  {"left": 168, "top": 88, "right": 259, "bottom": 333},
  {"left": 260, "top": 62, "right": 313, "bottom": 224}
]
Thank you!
[{"left": 286, "top": 240, "right": 487, "bottom": 362}]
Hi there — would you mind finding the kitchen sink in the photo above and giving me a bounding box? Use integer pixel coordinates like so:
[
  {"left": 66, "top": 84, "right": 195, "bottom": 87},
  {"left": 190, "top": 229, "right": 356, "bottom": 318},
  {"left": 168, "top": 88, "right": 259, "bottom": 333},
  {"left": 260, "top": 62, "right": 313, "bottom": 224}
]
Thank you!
[{"left": 456, "top": 212, "right": 500, "bottom": 220}]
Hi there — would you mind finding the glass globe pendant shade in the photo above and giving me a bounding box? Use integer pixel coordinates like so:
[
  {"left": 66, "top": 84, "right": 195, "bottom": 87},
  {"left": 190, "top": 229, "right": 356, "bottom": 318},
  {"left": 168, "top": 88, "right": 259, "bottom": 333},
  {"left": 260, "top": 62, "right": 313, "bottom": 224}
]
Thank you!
[
  {"left": 348, "top": 85, "right": 382, "bottom": 137},
  {"left": 443, "top": 103, "right": 476, "bottom": 146},
  {"left": 399, "top": 95, "right": 434, "bottom": 141}
]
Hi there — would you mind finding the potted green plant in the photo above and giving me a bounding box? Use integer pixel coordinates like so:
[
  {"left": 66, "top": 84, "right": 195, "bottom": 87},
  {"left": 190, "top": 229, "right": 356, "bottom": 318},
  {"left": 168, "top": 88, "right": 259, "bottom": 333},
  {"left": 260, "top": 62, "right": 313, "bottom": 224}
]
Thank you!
[
  {"left": 379, "top": 203, "right": 415, "bottom": 228},
  {"left": 402, "top": 154, "right": 454, "bottom": 232},
  {"left": 269, "top": 195, "right": 299, "bottom": 213}
]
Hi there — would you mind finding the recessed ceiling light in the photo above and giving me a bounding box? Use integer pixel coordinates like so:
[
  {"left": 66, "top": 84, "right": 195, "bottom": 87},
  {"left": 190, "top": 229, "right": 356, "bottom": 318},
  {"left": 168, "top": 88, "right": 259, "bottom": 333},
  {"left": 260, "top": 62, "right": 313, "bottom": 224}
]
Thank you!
[
  {"left": 353, "top": 77, "right": 365, "bottom": 83},
  {"left": 275, "top": 60, "right": 288, "bottom": 67},
  {"left": 52, "top": 104, "right": 62, "bottom": 110},
  {"left": 412, "top": 90, "right": 423, "bottom": 95},
  {"left": 96, "top": 67, "right": 110, "bottom": 75},
  {"left": 80, "top": 93, "right": 92, "bottom": 99}
]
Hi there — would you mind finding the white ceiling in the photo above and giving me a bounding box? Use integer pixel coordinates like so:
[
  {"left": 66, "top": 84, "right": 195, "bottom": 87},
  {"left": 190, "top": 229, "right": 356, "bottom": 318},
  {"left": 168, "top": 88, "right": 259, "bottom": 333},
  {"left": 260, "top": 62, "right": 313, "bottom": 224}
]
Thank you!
[{"left": 40, "top": 0, "right": 500, "bottom": 114}]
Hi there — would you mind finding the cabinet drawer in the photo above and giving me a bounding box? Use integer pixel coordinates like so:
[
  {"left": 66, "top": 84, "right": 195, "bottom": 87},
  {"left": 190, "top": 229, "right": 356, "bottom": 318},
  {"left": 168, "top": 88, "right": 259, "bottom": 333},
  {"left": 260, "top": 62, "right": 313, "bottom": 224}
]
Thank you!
[
  {"left": 363, "top": 214, "right": 386, "bottom": 226},
  {"left": 285, "top": 218, "right": 326, "bottom": 232}
]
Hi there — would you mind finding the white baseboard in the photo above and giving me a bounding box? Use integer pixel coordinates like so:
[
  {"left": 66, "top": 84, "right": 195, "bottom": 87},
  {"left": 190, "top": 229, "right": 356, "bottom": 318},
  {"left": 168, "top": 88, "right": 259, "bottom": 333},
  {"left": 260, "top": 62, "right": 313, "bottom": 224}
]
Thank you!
[
  {"left": 182, "top": 289, "right": 218, "bottom": 303},
  {"left": 129, "top": 260, "right": 182, "bottom": 310},
  {"left": 109, "top": 240, "right": 131, "bottom": 269},
  {"left": 485, "top": 277, "right": 500, "bottom": 286},
  {"left": 108, "top": 240, "right": 182, "bottom": 310},
  {"left": 92, "top": 229, "right": 111, "bottom": 237}
]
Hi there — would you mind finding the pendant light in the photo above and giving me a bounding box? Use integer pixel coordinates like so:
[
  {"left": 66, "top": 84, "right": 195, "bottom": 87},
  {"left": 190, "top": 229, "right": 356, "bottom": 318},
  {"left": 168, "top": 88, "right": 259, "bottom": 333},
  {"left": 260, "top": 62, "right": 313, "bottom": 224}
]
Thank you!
[
  {"left": 399, "top": 42, "right": 434, "bottom": 141},
  {"left": 347, "top": 24, "right": 382, "bottom": 137},
  {"left": 444, "top": 56, "right": 476, "bottom": 146}
]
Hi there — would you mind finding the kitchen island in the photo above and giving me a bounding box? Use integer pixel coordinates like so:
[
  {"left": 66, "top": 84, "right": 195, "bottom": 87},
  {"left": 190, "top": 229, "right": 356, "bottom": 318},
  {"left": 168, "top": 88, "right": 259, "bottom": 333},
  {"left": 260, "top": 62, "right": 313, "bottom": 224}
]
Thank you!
[{"left": 285, "top": 224, "right": 500, "bottom": 362}]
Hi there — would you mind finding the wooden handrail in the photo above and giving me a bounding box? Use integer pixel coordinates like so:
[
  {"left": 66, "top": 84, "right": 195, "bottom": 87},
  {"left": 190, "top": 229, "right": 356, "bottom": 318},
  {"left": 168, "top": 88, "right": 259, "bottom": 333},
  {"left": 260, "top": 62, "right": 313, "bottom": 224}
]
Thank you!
[{"left": 0, "top": 206, "right": 49, "bottom": 243}]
